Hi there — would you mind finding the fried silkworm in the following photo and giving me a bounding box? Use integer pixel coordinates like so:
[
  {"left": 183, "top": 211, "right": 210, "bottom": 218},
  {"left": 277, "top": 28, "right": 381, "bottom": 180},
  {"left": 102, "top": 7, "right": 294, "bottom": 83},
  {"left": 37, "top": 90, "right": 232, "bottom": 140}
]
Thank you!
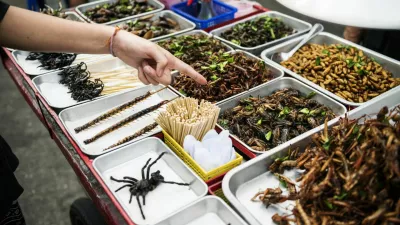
[
  {"left": 84, "top": 99, "right": 174, "bottom": 144},
  {"left": 103, "top": 122, "right": 158, "bottom": 151},
  {"left": 74, "top": 87, "right": 167, "bottom": 133}
]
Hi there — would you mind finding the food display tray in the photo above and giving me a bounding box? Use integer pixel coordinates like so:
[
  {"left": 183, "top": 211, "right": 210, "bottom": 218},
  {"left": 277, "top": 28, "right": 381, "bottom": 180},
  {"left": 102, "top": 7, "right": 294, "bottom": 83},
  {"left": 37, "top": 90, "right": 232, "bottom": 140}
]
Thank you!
[
  {"left": 12, "top": 50, "right": 107, "bottom": 76},
  {"left": 169, "top": 50, "right": 284, "bottom": 105},
  {"left": 109, "top": 10, "right": 196, "bottom": 42},
  {"left": 154, "top": 196, "right": 248, "bottom": 225},
  {"left": 59, "top": 85, "right": 177, "bottom": 156},
  {"left": 347, "top": 84, "right": 400, "bottom": 119},
  {"left": 222, "top": 85, "right": 400, "bottom": 225},
  {"left": 93, "top": 137, "right": 208, "bottom": 225},
  {"left": 216, "top": 77, "right": 347, "bottom": 154},
  {"left": 75, "top": 0, "right": 165, "bottom": 25},
  {"left": 156, "top": 29, "right": 234, "bottom": 51},
  {"left": 65, "top": 11, "right": 86, "bottom": 22},
  {"left": 210, "top": 11, "right": 312, "bottom": 55},
  {"left": 260, "top": 32, "right": 400, "bottom": 107},
  {"left": 32, "top": 57, "right": 143, "bottom": 109}
]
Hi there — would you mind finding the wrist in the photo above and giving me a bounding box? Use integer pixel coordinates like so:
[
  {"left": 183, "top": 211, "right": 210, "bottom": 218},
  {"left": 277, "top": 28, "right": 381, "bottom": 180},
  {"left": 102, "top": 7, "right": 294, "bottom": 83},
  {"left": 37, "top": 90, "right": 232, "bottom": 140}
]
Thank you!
[{"left": 110, "top": 30, "right": 126, "bottom": 57}]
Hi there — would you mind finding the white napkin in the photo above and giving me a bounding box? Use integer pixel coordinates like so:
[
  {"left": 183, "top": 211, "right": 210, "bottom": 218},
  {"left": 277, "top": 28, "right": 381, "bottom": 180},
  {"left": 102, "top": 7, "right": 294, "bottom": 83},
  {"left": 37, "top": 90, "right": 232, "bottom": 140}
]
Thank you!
[{"left": 183, "top": 129, "right": 236, "bottom": 171}]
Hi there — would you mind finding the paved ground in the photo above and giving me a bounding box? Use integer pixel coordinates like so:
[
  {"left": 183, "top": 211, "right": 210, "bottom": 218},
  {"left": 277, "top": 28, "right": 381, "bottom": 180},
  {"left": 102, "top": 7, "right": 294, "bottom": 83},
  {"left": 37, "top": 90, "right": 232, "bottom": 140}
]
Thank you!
[{"left": 0, "top": 1, "right": 344, "bottom": 225}]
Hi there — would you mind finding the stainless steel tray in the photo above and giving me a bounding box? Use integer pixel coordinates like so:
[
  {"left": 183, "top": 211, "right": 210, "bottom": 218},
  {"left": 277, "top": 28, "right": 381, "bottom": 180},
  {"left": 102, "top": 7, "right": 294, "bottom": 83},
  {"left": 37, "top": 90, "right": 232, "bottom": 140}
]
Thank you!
[
  {"left": 347, "top": 84, "right": 400, "bottom": 119},
  {"left": 169, "top": 50, "right": 284, "bottom": 105},
  {"left": 222, "top": 85, "right": 400, "bottom": 225},
  {"left": 156, "top": 29, "right": 233, "bottom": 52},
  {"left": 260, "top": 32, "right": 400, "bottom": 107},
  {"left": 109, "top": 10, "right": 195, "bottom": 42},
  {"left": 155, "top": 196, "right": 248, "bottom": 225},
  {"left": 75, "top": 0, "right": 165, "bottom": 25},
  {"left": 32, "top": 57, "right": 143, "bottom": 109},
  {"left": 59, "top": 85, "right": 177, "bottom": 156},
  {"left": 12, "top": 51, "right": 108, "bottom": 76},
  {"left": 93, "top": 137, "right": 208, "bottom": 225},
  {"left": 216, "top": 77, "right": 347, "bottom": 155},
  {"left": 65, "top": 11, "right": 86, "bottom": 22},
  {"left": 210, "top": 11, "right": 312, "bottom": 55}
]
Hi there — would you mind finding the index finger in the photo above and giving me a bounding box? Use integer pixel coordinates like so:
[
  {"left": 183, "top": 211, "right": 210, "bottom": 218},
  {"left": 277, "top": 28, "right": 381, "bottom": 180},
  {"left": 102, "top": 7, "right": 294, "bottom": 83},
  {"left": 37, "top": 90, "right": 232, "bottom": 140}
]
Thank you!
[{"left": 169, "top": 55, "right": 207, "bottom": 85}]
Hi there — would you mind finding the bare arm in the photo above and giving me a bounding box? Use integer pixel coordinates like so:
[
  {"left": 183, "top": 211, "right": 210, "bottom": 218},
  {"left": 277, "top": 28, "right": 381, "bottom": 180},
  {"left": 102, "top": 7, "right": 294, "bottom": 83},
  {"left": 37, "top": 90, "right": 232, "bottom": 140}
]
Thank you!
[
  {"left": 0, "top": 6, "right": 206, "bottom": 85},
  {"left": 0, "top": 6, "right": 113, "bottom": 54}
]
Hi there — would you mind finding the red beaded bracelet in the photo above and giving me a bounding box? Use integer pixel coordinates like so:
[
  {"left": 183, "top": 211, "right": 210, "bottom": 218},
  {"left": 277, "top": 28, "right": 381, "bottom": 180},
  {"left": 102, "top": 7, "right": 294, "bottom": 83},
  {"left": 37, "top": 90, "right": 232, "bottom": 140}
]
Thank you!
[{"left": 106, "top": 27, "right": 121, "bottom": 57}]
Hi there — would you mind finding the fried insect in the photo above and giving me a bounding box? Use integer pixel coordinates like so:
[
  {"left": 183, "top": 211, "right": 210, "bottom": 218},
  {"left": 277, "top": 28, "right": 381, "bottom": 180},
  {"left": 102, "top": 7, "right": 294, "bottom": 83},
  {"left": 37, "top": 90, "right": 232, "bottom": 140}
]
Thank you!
[
  {"left": 218, "top": 88, "right": 335, "bottom": 151},
  {"left": 103, "top": 122, "right": 158, "bottom": 151},
  {"left": 221, "top": 15, "right": 295, "bottom": 47},
  {"left": 74, "top": 87, "right": 167, "bottom": 133},
  {"left": 84, "top": 98, "right": 177, "bottom": 144},
  {"left": 40, "top": 2, "right": 68, "bottom": 19},
  {"left": 84, "top": 0, "right": 155, "bottom": 24},
  {"left": 26, "top": 52, "right": 77, "bottom": 70},
  {"left": 158, "top": 34, "right": 229, "bottom": 65},
  {"left": 172, "top": 52, "right": 274, "bottom": 102},
  {"left": 118, "top": 15, "right": 180, "bottom": 40},
  {"left": 59, "top": 62, "right": 104, "bottom": 101},
  {"left": 281, "top": 44, "right": 400, "bottom": 103},
  {"left": 260, "top": 106, "right": 400, "bottom": 224},
  {"left": 110, "top": 152, "right": 189, "bottom": 220}
]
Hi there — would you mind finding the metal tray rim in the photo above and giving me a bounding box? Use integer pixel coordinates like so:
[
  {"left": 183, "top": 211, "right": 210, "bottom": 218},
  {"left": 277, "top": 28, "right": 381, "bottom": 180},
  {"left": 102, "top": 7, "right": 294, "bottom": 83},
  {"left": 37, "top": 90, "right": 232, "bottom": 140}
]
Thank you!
[
  {"left": 216, "top": 77, "right": 347, "bottom": 154},
  {"left": 210, "top": 11, "right": 312, "bottom": 52},
  {"left": 75, "top": 0, "right": 165, "bottom": 25},
  {"left": 168, "top": 49, "right": 284, "bottom": 105},
  {"left": 107, "top": 10, "right": 196, "bottom": 42},
  {"left": 93, "top": 137, "right": 208, "bottom": 224},
  {"left": 58, "top": 85, "right": 178, "bottom": 156},
  {"left": 65, "top": 11, "right": 86, "bottom": 23},
  {"left": 32, "top": 57, "right": 137, "bottom": 109},
  {"left": 12, "top": 51, "right": 110, "bottom": 76},
  {"left": 154, "top": 195, "right": 248, "bottom": 225},
  {"left": 260, "top": 32, "right": 400, "bottom": 107}
]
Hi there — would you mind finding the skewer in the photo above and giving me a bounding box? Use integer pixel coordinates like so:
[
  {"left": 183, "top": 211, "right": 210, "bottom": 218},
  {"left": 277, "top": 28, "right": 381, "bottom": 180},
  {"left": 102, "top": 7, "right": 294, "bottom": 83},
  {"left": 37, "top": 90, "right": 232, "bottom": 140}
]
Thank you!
[
  {"left": 103, "top": 122, "right": 159, "bottom": 151},
  {"left": 84, "top": 96, "right": 180, "bottom": 144},
  {"left": 74, "top": 86, "right": 167, "bottom": 133}
]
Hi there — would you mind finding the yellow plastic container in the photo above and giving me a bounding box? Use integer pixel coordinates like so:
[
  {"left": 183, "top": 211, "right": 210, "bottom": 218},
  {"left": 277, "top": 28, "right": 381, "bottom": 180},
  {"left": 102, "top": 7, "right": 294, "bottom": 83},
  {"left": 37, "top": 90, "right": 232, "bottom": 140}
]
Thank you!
[{"left": 163, "top": 130, "right": 243, "bottom": 182}]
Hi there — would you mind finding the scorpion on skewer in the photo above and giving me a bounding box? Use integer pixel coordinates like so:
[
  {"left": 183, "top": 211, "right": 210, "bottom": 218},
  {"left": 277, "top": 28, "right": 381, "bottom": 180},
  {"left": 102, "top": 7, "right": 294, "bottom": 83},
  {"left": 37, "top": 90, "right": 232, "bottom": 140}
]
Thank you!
[
  {"left": 84, "top": 97, "right": 179, "bottom": 144},
  {"left": 103, "top": 122, "right": 159, "bottom": 151},
  {"left": 74, "top": 87, "right": 167, "bottom": 133},
  {"left": 110, "top": 152, "right": 190, "bottom": 220}
]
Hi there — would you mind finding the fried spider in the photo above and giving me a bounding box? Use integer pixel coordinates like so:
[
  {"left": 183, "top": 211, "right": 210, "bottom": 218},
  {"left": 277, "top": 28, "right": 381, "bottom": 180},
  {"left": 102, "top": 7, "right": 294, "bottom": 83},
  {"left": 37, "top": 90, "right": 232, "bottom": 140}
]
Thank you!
[{"left": 110, "top": 152, "right": 189, "bottom": 220}]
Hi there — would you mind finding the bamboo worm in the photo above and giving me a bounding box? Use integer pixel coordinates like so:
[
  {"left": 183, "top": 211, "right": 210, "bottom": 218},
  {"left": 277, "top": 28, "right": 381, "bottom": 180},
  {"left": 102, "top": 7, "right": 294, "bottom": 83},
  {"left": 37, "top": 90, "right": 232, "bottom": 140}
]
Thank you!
[
  {"left": 74, "top": 87, "right": 167, "bottom": 133},
  {"left": 103, "top": 122, "right": 159, "bottom": 151},
  {"left": 84, "top": 96, "right": 179, "bottom": 144}
]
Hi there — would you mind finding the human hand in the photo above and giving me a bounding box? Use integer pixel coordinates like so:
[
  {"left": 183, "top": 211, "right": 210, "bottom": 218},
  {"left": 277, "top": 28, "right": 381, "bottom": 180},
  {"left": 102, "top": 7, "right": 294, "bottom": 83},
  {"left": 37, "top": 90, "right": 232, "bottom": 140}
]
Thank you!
[{"left": 113, "top": 30, "right": 207, "bottom": 85}]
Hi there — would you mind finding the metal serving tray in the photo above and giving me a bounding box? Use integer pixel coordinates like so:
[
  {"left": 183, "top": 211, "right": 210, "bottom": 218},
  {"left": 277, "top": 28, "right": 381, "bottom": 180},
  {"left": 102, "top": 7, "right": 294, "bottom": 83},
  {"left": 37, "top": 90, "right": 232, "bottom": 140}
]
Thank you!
[
  {"left": 155, "top": 196, "right": 248, "bottom": 225},
  {"left": 210, "top": 11, "right": 312, "bottom": 55},
  {"left": 75, "top": 0, "right": 165, "bottom": 25},
  {"left": 222, "top": 85, "right": 400, "bottom": 225},
  {"left": 169, "top": 50, "right": 284, "bottom": 105},
  {"left": 32, "top": 57, "right": 143, "bottom": 109},
  {"left": 109, "top": 10, "right": 196, "bottom": 42},
  {"left": 59, "top": 85, "right": 177, "bottom": 156},
  {"left": 347, "top": 84, "right": 400, "bottom": 119},
  {"left": 12, "top": 51, "right": 108, "bottom": 76},
  {"left": 65, "top": 11, "right": 86, "bottom": 22},
  {"left": 216, "top": 77, "right": 347, "bottom": 155},
  {"left": 93, "top": 137, "right": 208, "bottom": 225},
  {"left": 260, "top": 32, "right": 400, "bottom": 107},
  {"left": 156, "top": 29, "right": 233, "bottom": 51}
]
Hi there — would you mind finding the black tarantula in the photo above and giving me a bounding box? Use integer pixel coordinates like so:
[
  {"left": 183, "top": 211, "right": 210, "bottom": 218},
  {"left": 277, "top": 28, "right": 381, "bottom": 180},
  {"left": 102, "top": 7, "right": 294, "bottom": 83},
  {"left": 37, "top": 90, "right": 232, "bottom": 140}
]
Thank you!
[{"left": 110, "top": 152, "right": 190, "bottom": 219}]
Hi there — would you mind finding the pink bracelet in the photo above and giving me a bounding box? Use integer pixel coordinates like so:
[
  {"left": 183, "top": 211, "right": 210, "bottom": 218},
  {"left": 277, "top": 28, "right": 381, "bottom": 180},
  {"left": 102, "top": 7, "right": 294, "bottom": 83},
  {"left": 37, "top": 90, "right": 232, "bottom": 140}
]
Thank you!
[{"left": 107, "top": 27, "right": 121, "bottom": 57}]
